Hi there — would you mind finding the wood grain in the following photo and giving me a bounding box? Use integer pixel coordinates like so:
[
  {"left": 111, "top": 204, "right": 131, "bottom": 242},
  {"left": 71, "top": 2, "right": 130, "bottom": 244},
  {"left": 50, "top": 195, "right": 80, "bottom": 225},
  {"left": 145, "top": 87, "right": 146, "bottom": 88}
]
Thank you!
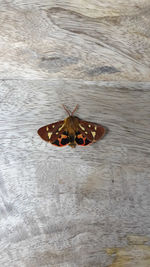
[
  {"left": 0, "top": 1, "right": 150, "bottom": 267},
  {"left": 0, "top": 1, "right": 150, "bottom": 80}
]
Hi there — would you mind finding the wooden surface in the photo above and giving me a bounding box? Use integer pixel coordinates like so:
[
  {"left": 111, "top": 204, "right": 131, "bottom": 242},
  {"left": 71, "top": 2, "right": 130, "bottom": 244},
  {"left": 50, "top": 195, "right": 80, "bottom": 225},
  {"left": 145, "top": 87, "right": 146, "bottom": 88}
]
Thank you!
[{"left": 0, "top": 1, "right": 150, "bottom": 267}]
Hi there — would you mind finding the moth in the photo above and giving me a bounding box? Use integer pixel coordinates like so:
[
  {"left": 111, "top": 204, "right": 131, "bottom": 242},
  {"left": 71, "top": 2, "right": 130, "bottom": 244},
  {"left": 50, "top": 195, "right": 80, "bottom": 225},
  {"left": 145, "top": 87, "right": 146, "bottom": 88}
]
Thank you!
[{"left": 38, "top": 105, "right": 105, "bottom": 148}]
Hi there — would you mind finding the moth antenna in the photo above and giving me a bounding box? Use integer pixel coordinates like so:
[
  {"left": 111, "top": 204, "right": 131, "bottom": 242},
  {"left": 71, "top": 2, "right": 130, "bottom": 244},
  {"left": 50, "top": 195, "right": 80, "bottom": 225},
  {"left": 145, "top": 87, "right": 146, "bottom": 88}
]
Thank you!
[
  {"left": 71, "top": 104, "right": 79, "bottom": 116},
  {"left": 62, "top": 105, "right": 71, "bottom": 116}
]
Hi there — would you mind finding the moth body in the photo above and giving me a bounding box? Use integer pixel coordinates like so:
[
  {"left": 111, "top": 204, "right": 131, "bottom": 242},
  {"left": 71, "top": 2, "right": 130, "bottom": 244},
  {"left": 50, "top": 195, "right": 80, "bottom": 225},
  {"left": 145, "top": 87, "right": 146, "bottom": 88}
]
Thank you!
[{"left": 64, "top": 116, "right": 79, "bottom": 147}]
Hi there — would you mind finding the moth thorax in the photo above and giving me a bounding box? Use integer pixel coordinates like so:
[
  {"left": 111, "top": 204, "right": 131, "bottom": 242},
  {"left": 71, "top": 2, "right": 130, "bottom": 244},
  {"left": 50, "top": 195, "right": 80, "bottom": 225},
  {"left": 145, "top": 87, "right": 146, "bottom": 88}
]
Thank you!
[{"left": 65, "top": 116, "right": 79, "bottom": 130}]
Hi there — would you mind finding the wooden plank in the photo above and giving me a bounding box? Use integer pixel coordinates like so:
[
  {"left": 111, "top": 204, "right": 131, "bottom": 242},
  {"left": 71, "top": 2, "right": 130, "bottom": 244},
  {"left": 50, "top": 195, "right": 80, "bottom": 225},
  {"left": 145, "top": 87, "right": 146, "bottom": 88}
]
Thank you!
[
  {"left": 0, "top": 80, "right": 150, "bottom": 267},
  {"left": 0, "top": 1, "right": 150, "bottom": 266},
  {"left": 0, "top": 2, "right": 150, "bottom": 80}
]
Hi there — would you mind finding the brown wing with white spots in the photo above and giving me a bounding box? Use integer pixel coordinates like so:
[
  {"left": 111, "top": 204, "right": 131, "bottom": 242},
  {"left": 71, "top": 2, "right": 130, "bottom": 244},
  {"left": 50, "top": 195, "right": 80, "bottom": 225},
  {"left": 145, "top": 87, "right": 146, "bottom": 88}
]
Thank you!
[
  {"left": 78, "top": 119, "right": 105, "bottom": 142},
  {"left": 38, "top": 120, "right": 65, "bottom": 143}
]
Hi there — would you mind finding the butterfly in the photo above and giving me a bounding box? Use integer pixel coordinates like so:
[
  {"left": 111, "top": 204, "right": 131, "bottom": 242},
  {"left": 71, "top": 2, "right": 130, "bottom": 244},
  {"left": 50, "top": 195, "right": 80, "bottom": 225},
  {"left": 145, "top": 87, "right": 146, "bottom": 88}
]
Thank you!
[{"left": 37, "top": 105, "right": 106, "bottom": 148}]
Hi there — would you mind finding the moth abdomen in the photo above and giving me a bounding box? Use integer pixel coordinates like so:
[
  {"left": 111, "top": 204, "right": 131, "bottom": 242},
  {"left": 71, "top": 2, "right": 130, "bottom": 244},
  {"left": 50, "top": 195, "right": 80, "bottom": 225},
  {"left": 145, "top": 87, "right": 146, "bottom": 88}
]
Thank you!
[{"left": 69, "top": 135, "right": 75, "bottom": 143}]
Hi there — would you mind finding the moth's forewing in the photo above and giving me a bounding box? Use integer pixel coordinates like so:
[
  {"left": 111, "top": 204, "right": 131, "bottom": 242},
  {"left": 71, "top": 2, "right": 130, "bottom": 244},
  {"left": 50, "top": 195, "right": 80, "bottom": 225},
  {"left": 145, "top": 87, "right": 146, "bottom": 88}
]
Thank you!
[
  {"left": 78, "top": 119, "right": 105, "bottom": 142},
  {"left": 38, "top": 120, "right": 65, "bottom": 143},
  {"left": 95, "top": 124, "right": 105, "bottom": 141}
]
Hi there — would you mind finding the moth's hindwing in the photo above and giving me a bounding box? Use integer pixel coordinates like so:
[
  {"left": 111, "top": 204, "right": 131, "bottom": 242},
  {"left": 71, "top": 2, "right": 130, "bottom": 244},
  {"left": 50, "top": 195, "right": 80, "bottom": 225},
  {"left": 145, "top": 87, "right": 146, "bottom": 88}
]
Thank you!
[
  {"left": 38, "top": 120, "right": 66, "bottom": 144},
  {"left": 78, "top": 119, "right": 105, "bottom": 143},
  {"left": 75, "top": 131, "right": 92, "bottom": 146},
  {"left": 52, "top": 131, "right": 69, "bottom": 147}
]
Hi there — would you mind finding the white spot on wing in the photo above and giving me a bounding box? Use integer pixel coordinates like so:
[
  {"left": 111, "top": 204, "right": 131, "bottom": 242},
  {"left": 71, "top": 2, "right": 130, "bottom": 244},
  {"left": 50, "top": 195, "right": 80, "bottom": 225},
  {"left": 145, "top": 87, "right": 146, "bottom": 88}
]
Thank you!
[
  {"left": 95, "top": 126, "right": 97, "bottom": 130},
  {"left": 48, "top": 132, "right": 52, "bottom": 139},
  {"left": 79, "top": 124, "right": 85, "bottom": 131},
  {"left": 46, "top": 127, "right": 49, "bottom": 131},
  {"left": 58, "top": 124, "right": 64, "bottom": 131},
  {"left": 88, "top": 125, "right": 91, "bottom": 127},
  {"left": 52, "top": 125, "right": 55, "bottom": 128},
  {"left": 91, "top": 131, "right": 96, "bottom": 138}
]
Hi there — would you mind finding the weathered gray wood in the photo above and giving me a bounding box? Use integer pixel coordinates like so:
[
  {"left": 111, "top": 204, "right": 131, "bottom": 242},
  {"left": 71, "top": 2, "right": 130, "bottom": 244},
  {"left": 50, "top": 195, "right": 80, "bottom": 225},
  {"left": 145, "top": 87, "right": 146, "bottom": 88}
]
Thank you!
[
  {"left": 0, "top": 1, "right": 150, "bottom": 80},
  {"left": 0, "top": 1, "right": 150, "bottom": 267},
  {"left": 0, "top": 80, "right": 150, "bottom": 267}
]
